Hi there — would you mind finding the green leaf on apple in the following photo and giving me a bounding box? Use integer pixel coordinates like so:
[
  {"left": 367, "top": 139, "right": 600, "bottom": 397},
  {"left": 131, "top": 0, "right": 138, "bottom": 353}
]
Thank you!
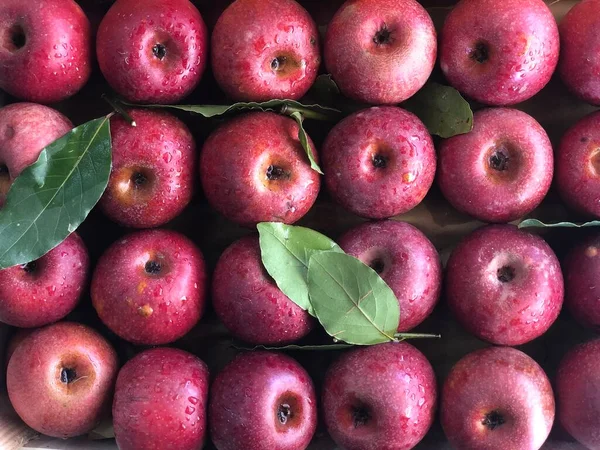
[
  {"left": 0, "top": 116, "right": 112, "bottom": 270},
  {"left": 288, "top": 111, "right": 323, "bottom": 174},
  {"left": 518, "top": 219, "right": 600, "bottom": 228}
]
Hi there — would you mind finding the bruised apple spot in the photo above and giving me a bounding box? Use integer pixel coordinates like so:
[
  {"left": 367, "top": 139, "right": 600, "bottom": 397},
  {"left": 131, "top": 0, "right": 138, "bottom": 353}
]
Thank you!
[{"left": 138, "top": 304, "right": 154, "bottom": 318}]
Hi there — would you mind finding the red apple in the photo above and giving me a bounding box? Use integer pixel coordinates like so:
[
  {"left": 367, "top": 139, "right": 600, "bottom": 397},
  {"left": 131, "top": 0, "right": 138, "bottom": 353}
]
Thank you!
[
  {"left": 0, "top": 232, "right": 89, "bottom": 328},
  {"left": 99, "top": 109, "right": 195, "bottom": 228},
  {"left": 209, "top": 351, "right": 317, "bottom": 450},
  {"left": 91, "top": 229, "right": 206, "bottom": 345},
  {"left": 96, "top": 0, "right": 208, "bottom": 104},
  {"left": 200, "top": 112, "right": 320, "bottom": 227},
  {"left": 6, "top": 321, "right": 118, "bottom": 438},
  {"left": 339, "top": 220, "right": 442, "bottom": 331},
  {"left": 322, "top": 342, "right": 437, "bottom": 450},
  {"left": 0, "top": 103, "right": 72, "bottom": 207},
  {"left": 113, "top": 347, "right": 209, "bottom": 450},
  {"left": 324, "top": 0, "right": 436, "bottom": 105},
  {"left": 211, "top": 0, "right": 320, "bottom": 102},
  {"left": 0, "top": 0, "right": 91, "bottom": 103},
  {"left": 322, "top": 106, "right": 435, "bottom": 219},
  {"left": 441, "top": 346, "right": 554, "bottom": 450},
  {"left": 440, "top": 0, "right": 559, "bottom": 105},
  {"left": 212, "top": 235, "right": 313, "bottom": 345},
  {"left": 438, "top": 108, "right": 554, "bottom": 223},
  {"left": 446, "top": 225, "right": 563, "bottom": 345}
]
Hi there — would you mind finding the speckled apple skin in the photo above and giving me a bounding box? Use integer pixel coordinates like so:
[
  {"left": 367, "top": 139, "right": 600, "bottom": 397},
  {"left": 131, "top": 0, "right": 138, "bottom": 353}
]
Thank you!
[
  {"left": 441, "top": 347, "right": 555, "bottom": 450},
  {"left": 113, "top": 347, "right": 209, "bottom": 450},
  {"left": 324, "top": 0, "right": 436, "bottom": 105},
  {"left": 99, "top": 109, "right": 195, "bottom": 228},
  {"left": 91, "top": 229, "right": 206, "bottom": 345},
  {"left": 446, "top": 225, "right": 563, "bottom": 345},
  {"left": 0, "top": 233, "right": 88, "bottom": 328},
  {"left": 322, "top": 107, "right": 435, "bottom": 219},
  {"left": 557, "top": 339, "right": 600, "bottom": 449},
  {"left": 97, "top": 0, "right": 208, "bottom": 104},
  {"left": 212, "top": 235, "right": 313, "bottom": 345},
  {"left": 211, "top": 0, "right": 320, "bottom": 102},
  {"left": 200, "top": 112, "right": 320, "bottom": 227},
  {"left": 7, "top": 322, "right": 118, "bottom": 438},
  {"left": 322, "top": 342, "right": 437, "bottom": 450},
  {"left": 0, "top": 103, "right": 72, "bottom": 207},
  {"left": 438, "top": 108, "right": 553, "bottom": 223},
  {"left": 339, "top": 220, "right": 441, "bottom": 331},
  {"left": 440, "top": 0, "right": 559, "bottom": 105},
  {"left": 209, "top": 351, "right": 317, "bottom": 450}
]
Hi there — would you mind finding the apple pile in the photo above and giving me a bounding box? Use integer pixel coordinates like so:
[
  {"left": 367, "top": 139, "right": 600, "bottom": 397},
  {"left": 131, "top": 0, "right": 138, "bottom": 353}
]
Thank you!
[{"left": 1, "top": 0, "right": 600, "bottom": 449}]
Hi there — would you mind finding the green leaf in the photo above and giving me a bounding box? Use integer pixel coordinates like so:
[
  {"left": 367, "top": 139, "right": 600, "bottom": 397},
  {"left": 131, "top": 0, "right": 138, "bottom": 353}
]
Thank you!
[
  {"left": 518, "top": 219, "right": 600, "bottom": 228},
  {"left": 0, "top": 116, "right": 112, "bottom": 269},
  {"left": 232, "top": 343, "right": 352, "bottom": 351},
  {"left": 307, "top": 252, "right": 400, "bottom": 345},
  {"left": 394, "top": 333, "right": 442, "bottom": 340},
  {"left": 288, "top": 111, "right": 323, "bottom": 174},
  {"left": 402, "top": 82, "right": 473, "bottom": 138},
  {"left": 258, "top": 222, "right": 343, "bottom": 316}
]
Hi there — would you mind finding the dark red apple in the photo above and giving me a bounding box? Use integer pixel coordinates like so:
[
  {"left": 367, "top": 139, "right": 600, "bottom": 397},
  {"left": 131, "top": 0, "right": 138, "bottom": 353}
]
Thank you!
[
  {"left": 6, "top": 321, "right": 118, "bottom": 438},
  {"left": 91, "top": 229, "right": 206, "bottom": 345},
  {"left": 212, "top": 235, "right": 313, "bottom": 345},
  {"left": 441, "top": 346, "right": 555, "bottom": 450},
  {"left": 438, "top": 108, "right": 554, "bottom": 223},
  {"left": 99, "top": 109, "right": 195, "bottom": 228},
  {"left": 96, "top": 0, "right": 208, "bottom": 103},
  {"left": 339, "top": 220, "right": 442, "bottom": 331},
  {"left": 113, "top": 347, "right": 209, "bottom": 450},
  {"left": 322, "top": 106, "right": 435, "bottom": 219},
  {"left": 209, "top": 351, "right": 317, "bottom": 450},
  {"left": 440, "top": 0, "right": 559, "bottom": 105},
  {"left": 446, "top": 225, "right": 563, "bottom": 345},
  {"left": 200, "top": 112, "right": 320, "bottom": 227}
]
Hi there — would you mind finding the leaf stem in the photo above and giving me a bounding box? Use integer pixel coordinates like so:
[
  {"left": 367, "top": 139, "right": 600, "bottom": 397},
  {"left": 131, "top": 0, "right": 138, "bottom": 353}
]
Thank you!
[
  {"left": 394, "top": 333, "right": 442, "bottom": 341},
  {"left": 101, "top": 95, "right": 136, "bottom": 127},
  {"left": 280, "top": 103, "right": 339, "bottom": 121}
]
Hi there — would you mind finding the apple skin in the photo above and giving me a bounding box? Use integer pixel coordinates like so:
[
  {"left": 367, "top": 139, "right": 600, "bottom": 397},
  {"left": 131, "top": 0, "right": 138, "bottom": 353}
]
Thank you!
[
  {"left": 440, "top": 0, "right": 559, "bottom": 105},
  {"left": 0, "top": 103, "right": 72, "bottom": 208},
  {"left": 322, "top": 106, "right": 435, "bottom": 219},
  {"left": 200, "top": 112, "right": 320, "bottom": 227},
  {"left": 446, "top": 225, "right": 563, "bottom": 345},
  {"left": 211, "top": 0, "right": 320, "bottom": 102},
  {"left": 0, "top": 232, "right": 89, "bottom": 328},
  {"left": 338, "top": 220, "right": 441, "bottom": 331},
  {"left": 99, "top": 109, "right": 195, "bottom": 228},
  {"left": 324, "top": 0, "right": 436, "bottom": 105},
  {"left": 209, "top": 351, "right": 317, "bottom": 450},
  {"left": 212, "top": 235, "right": 313, "bottom": 345},
  {"left": 6, "top": 321, "right": 118, "bottom": 438},
  {"left": 3, "top": 328, "right": 33, "bottom": 372},
  {"left": 441, "top": 346, "right": 555, "bottom": 450},
  {"left": 322, "top": 342, "right": 437, "bottom": 450},
  {"left": 96, "top": 0, "right": 208, "bottom": 104},
  {"left": 113, "top": 347, "right": 209, "bottom": 450},
  {"left": 91, "top": 229, "right": 206, "bottom": 345},
  {"left": 438, "top": 108, "right": 554, "bottom": 223}
]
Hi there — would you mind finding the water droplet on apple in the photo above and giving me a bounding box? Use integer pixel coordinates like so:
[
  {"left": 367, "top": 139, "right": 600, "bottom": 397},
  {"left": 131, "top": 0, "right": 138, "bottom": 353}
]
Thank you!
[
  {"left": 188, "top": 396, "right": 198, "bottom": 405},
  {"left": 185, "top": 406, "right": 195, "bottom": 415}
]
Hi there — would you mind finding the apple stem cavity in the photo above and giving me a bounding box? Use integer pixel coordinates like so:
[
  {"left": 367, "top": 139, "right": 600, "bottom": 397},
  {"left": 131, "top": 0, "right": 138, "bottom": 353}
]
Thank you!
[
  {"left": 20, "top": 261, "right": 37, "bottom": 274},
  {"left": 152, "top": 43, "right": 167, "bottom": 60},
  {"left": 266, "top": 165, "right": 288, "bottom": 181},
  {"left": 497, "top": 265, "right": 516, "bottom": 283},
  {"left": 271, "top": 56, "right": 287, "bottom": 72},
  {"left": 145, "top": 260, "right": 162, "bottom": 275},
  {"left": 277, "top": 403, "right": 293, "bottom": 425},
  {"left": 60, "top": 367, "right": 77, "bottom": 384},
  {"left": 373, "top": 25, "right": 392, "bottom": 46},
  {"left": 470, "top": 41, "right": 489, "bottom": 64},
  {"left": 132, "top": 172, "right": 148, "bottom": 188},
  {"left": 489, "top": 150, "right": 510, "bottom": 172},
  {"left": 0, "top": 164, "right": 8, "bottom": 175},
  {"left": 372, "top": 154, "right": 388, "bottom": 169},
  {"left": 352, "top": 404, "right": 372, "bottom": 428},
  {"left": 6, "top": 24, "right": 26, "bottom": 51},
  {"left": 369, "top": 259, "right": 385, "bottom": 274},
  {"left": 482, "top": 410, "right": 506, "bottom": 430}
]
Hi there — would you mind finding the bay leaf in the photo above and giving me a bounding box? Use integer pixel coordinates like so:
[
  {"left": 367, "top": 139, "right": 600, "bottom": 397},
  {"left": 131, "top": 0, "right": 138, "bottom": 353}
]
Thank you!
[
  {"left": 288, "top": 111, "right": 322, "bottom": 174},
  {"left": 518, "top": 219, "right": 600, "bottom": 228}
]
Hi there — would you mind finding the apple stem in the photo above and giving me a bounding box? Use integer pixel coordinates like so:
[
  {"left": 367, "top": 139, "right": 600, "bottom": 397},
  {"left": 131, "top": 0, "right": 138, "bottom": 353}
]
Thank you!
[
  {"left": 102, "top": 95, "right": 137, "bottom": 127},
  {"left": 280, "top": 104, "right": 337, "bottom": 122},
  {"left": 394, "top": 333, "right": 442, "bottom": 341}
]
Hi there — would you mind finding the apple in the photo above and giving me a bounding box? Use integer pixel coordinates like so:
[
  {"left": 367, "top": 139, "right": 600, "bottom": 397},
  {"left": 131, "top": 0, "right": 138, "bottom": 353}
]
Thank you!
[
  {"left": 322, "top": 342, "right": 437, "bottom": 450},
  {"left": 6, "top": 321, "right": 118, "bottom": 438},
  {"left": 0, "top": 232, "right": 89, "bottom": 328},
  {"left": 3, "top": 328, "right": 33, "bottom": 372},
  {"left": 200, "top": 112, "right": 320, "bottom": 227},
  {"left": 438, "top": 108, "right": 554, "bottom": 223},
  {"left": 113, "top": 347, "right": 209, "bottom": 450},
  {"left": 556, "top": 339, "right": 600, "bottom": 449},
  {"left": 99, "top": 109, "right": 195, "bottom": 228},
  {"left": 0, "top": 0, "right": 92, "bottom": 103},
  {"left": 209, "top": 351, "right": 317, "bottom": 450},
  {"left": 322, "top": 106, "right": 435, "bottom": 219},
  {"left": 446, "top": 225, "right": 563, "bottom": 345},
  {"left": 212, "top": 235, "right": 313, "bottom": 345},
  {"left": 211, "top": 0, "right": 320, "bottom": 102},
  {"left": 324, "top": 0, "right": 436, "bottom": 105},
  {"left": 91, "top": 229, "right": 206, "bottom": 345},
  {"left": 439, "top": 0, "right": 559, "bottom": 105},
  {"left": 96, "top": 0, "right": 208, "bottom": 104},
  {"left": 441, "top": 346, "right": 554, "bottom": 450},
  {"left": 338, "top": 220, "right": 442, "bottom": 331},
  {"left": 0, "top": 103, "right": 72, "bottom": 207}
]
